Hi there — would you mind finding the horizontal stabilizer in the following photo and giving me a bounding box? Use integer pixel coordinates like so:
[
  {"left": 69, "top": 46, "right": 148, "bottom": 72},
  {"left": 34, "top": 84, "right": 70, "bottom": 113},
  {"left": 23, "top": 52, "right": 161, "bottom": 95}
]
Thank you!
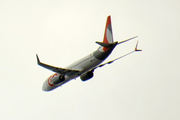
[{"left": 95, "top": 41, "right": 113, "bottom": 47}]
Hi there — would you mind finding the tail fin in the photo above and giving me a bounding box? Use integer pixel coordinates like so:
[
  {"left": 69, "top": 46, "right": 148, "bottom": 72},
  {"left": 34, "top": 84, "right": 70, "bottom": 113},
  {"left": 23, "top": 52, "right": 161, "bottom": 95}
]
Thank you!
[{"left": 103, "top": 15, "right": 114, "bottom": 43}]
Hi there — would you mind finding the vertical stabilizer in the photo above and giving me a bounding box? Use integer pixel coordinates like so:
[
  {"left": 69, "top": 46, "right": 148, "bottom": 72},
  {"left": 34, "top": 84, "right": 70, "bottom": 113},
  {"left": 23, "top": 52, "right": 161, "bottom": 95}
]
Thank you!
[{"left": 103, "top": 16, "right": 114, "bottom": 43}]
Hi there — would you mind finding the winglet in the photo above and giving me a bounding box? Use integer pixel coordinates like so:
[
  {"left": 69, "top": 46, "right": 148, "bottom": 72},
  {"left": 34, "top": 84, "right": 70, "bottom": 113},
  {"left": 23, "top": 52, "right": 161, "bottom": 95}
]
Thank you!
[
  {"left": 135, "top": 41, "right": 142, "bottom": 51},
  {"left": 36, "top": 54, "right": 41, "bottom": 65}
]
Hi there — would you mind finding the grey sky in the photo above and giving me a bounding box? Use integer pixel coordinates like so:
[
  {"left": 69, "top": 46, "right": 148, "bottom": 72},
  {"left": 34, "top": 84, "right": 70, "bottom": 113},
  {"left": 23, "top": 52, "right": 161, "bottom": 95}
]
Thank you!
[{"left": 0, "top": 0, "right": 180, "bottom": 120}]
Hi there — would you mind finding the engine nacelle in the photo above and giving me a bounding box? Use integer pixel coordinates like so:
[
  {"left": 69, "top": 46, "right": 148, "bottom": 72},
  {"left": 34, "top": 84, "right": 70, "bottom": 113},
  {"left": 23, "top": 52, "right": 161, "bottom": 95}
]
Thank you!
[
  {"left": 80, "top": 71, "right": 94, "bottom": 81},
  {"left": 52, "top": 75, "right": 65, "bottom": 85}
]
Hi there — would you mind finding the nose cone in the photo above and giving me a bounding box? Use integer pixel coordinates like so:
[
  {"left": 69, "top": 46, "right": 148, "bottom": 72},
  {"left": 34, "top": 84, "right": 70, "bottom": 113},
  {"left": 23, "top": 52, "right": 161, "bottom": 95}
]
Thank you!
[
  {"left": 42, "top": 81, "right": 51, "bottom": 91},
  {"left": 42, "top": 79, "right": 56, "bottom": 92}
]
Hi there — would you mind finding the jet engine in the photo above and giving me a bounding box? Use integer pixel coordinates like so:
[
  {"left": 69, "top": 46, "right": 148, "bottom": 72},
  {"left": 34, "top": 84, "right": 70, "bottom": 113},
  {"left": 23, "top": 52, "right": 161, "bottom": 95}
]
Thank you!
[
  {"left": 53, "top": 75, "right": 65, "bottom": 84},
  {"left": 80, "top": 71, "right": 94, "bottom": 81}
]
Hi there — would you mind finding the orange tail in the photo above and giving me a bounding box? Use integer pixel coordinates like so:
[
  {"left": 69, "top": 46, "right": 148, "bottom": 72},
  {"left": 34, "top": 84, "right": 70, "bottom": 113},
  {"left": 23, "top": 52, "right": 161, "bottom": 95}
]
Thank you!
[{"left": 103, "top": 15, "right": 114, "bottom": 43}]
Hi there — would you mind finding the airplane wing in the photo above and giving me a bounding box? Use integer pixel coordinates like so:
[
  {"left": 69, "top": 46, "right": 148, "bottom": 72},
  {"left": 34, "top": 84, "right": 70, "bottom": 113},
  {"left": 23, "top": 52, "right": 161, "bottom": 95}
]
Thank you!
[
  {"left": 117, "top": 36, "right": 138, "bottom": 45},
  {"left": 96, "top": 36, "right": 138, "bottom": 47},
  {"left": 92, "top": 41, "right": 142, "bottom": 71},
  {"left": 36, "top": 54, "right": 80, "bottom": 75}
]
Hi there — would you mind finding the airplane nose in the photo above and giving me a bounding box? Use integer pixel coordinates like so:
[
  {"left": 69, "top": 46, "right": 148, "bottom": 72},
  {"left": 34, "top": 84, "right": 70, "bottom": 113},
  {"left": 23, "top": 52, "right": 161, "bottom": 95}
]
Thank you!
[
  {"left": 42, "top": 80, "right": 50, "bottom": 91},
  {"left": 42, "top": 79, "right": 57, "bottom": 91},
  {"left": 42, "top": 79, "right": 54, "bottom": 91}
]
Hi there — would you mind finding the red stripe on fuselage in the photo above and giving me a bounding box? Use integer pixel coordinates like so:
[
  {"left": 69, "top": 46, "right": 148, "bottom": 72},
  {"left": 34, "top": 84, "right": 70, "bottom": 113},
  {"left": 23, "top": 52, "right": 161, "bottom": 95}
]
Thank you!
[{"left": 47, "top": 73, "right": 58, "bottom": 86}]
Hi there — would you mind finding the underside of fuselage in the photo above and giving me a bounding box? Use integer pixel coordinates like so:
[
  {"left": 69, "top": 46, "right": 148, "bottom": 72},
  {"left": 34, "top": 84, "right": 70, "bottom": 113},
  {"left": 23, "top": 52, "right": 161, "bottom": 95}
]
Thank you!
[{"left": 42, "top": 43, "right": 118, "bottom": 91}]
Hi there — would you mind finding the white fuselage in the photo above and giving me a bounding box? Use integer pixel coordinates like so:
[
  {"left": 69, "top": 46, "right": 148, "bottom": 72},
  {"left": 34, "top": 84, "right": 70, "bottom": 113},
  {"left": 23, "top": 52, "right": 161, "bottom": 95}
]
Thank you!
[{"left": 42, "top": 52, "right": 104, "bottom": 91}]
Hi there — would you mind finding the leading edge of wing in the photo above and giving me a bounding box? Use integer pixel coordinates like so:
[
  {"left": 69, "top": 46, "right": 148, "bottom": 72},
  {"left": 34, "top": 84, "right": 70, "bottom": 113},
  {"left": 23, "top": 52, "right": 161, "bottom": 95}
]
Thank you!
[
  {"left": 36, "top": 54, "right": 79, "bottom": 74},
  {"left": 92, "top": 41, "right": 142, "bottom": 70},
  {"left": 118, "top": 36, "right": 138, "bottom": 45}
]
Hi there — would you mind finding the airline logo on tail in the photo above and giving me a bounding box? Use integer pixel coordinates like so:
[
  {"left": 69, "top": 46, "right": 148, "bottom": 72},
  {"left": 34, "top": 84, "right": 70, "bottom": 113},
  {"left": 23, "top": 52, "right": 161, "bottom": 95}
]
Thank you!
[{"left": 103, "top": 16, "right": 114, "bottom": 51}]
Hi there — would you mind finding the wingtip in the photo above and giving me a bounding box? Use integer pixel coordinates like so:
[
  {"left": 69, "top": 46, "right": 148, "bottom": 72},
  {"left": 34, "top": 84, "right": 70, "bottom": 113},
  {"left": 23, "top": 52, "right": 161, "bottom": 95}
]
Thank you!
[
  {"left": 118, "top": 36, "right": 138, "bottom": 45},
  {"left": 36, "top": 54, "right": 40, "bottom": 64},
  {"left": 130, "top": 36, "right": 138, "bottom": 39}
]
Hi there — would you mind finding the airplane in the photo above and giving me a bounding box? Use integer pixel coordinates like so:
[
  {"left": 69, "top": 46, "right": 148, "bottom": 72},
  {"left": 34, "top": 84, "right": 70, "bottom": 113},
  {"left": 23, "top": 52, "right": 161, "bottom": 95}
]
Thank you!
[{"left": 36, "top": 15, "right": 142, "bottom": 91}]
